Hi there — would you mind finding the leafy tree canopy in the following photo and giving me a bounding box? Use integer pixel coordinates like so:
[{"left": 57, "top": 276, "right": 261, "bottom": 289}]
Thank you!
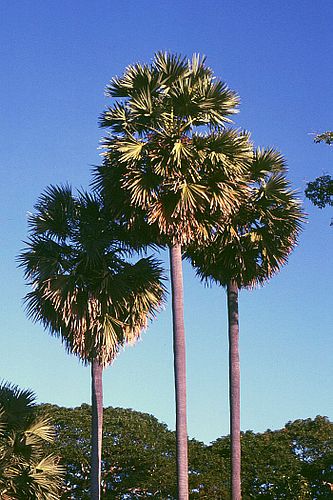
[
  {"left": 212, "top": 415, "right": 333, "bottom": 499},
  {"left": 305, "top": 175, "right": 333, "bottom": 210},
  {"left": 314, "top": 132, "right": 333, "bottom": 145},
  {"left": 40, "top": 404, "right": 228, "bottom": 499},
  {"left": 305, "top": 131, "right": 333, "bottom": 213},
  {"left": 40, "top": 404, "right": 333, "bottom": 499}
]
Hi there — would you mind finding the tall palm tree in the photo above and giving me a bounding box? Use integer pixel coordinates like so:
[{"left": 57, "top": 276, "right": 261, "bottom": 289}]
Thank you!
[
  {"left": 186, "top": 148, "right": 304, "bottom": 499},
  {"left": 18, "top": 185, "right": 166, "bottom": 500},
  {"left": 0, "top": 382, "right": 64, "bottom": 499},
  {"left": 95, "top": 52, "right": 253, "bottom": 499}
]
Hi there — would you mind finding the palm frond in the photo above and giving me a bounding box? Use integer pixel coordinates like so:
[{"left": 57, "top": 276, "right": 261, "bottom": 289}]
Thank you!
[
  {"left": 186, "top": 147, "right": 305, "bottom": 289},
  {"left": 154, "top": 51, "right": 187, "bottom": 83},
  {"left": 251, "top": 147, "right": 287, "bottom": 181},
  {"left": 0, "top": 384, "right": 64, "bottom": 499},
  {"left": 97, "top": 52, "right": 256, "bottom": 248},
  {"left": 24, "top": 417, "right": 55, "bottom": 445},
  {"left": 28, "top": 184, "right": 75, "bottom": 240},
  {"left": 19, "top": 185, "right": 167, "bottom": 367}
]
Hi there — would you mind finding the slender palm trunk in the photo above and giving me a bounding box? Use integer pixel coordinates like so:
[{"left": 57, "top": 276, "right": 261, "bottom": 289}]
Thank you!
[
  {"left": 227, "top": 280, "right": 241, "bottom": 500},
  {"left": 169, "top": 244, "right": 188, "bottom": 500},
  {"left": 91, "top": 360, "right": 103, "bottom": 500}
]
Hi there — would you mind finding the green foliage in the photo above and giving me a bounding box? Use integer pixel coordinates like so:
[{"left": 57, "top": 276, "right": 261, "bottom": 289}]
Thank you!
[
  {"left": 39, "top": 404, "right": 333, "bottom": 499},
  {"left": 18, "top": 185, "right": 166, "bottom": 367},
  {"left": 186, "top": 147, "right": 304, "bottom": 289},
  {"left": 0, "top": 382, "right": 63, "bottom": 499},
  {"left": 40, "top": 404, "right": 229, "bottom": 499},
  {"left": 305, "top": 131, "right": 333, "bottom": 213},
  {"left": 305, "top": 175, "right": 333, "bottom": 209},
  {"left": 212, "top": 416, "right": 333, "bottom": 499},
  {"left": 95, "top": 52, "right": 254, "bottom": 247},
  {"left": 314, "top": 132, "right": 333, "bottom": 145},
  {"left": 285, "top": 416, "right": 333, "bottom": 498}
]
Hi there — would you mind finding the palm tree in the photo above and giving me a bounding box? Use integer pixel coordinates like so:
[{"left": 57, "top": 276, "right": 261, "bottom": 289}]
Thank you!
[
  {"left": 18, "top": 185, "right": 166, "bottom": 500},
  {"left": 186, "top": 148, "right": 304, "bottom": 499},
  {"left": 95, "top": 52, "right": 253, "bottom": 499},
  {"left": 0, "top": 382, "right": 64, "bottom": 499}
]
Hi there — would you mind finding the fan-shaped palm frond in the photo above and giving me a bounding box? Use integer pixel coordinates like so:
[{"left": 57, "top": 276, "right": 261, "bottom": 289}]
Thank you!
[
  {"left": 187, "top": 147, "right": 304, "bottom": 288},
  {"left": 0, "top": 383, "right": 36, "bottom": 432},
  {"left": 0, "top": 383, "right": 63, "bottom": 499},
  {"left": 19, "top": 185, "right": 166, "bottom": 367},
  {"left": 98, "top": 130, "right": 252, "bottom": 247}
]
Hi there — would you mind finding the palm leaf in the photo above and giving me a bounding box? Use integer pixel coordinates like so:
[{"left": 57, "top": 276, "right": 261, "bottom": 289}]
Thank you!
[{"left": 19, "top": 186, "right": 167, "bottom": 367}]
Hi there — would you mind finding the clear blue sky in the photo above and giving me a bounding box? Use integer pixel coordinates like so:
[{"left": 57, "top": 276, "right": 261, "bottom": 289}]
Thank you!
[{"left": 1, "top": 0, "right": 332, "bottom": 444}]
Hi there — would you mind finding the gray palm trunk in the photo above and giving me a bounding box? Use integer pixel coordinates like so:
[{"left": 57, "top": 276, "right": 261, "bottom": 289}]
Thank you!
[
  {"left": 91, "top": 360, "right": 103, "bottom": 500},
  {"left": 169, "top": 244, "right": 189, "bottom": 499},
  {"left": 227, "top": 280, "right": 241, "bottom": 500}
]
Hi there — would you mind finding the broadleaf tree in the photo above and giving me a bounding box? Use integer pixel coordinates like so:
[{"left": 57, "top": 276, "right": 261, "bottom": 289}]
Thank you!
[
  {"left": 38, "top": 404, "right": 333, "bottom": 498},
  {"left": 305, "top": 131, "right": 333, "bottom": 217}
]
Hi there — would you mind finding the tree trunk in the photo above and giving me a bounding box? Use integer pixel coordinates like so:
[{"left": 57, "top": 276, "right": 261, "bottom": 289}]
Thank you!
[
  {"left": 227, "top": 280, "right": 241, "bottom": 500},
  {"left": 169, "top": 244, "right": 189, "bottom": 500},
  {"left": 91, "top": 360, "right": 103, "bottom": 500}
]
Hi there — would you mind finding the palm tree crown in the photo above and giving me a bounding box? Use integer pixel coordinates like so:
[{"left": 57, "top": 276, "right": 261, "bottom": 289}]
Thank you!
[
  {"left": 19, "top": 185, "right": 166, "bottom": 499},
  {"left": 186, "top": 147, "right": 304, "bottom": 287},
  {"left": 19, "top": 185, "right": 166, "bottom": 367},
  {"left": 95, "top": 52, "right": 253, "bottom": 246}
]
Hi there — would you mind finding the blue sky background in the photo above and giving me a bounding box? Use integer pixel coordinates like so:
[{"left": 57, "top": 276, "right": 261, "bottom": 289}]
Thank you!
[{"left": 1, "top": 0, "right": 332, "bottom": 444}]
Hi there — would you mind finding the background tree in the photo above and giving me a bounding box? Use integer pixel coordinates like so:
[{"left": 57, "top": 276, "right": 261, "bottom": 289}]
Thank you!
[
  {"left": 214, "top": 429, "right": 310, "bottom": 498},
  {"left": 40, "top": 403, "right": 229, "bottom": 499},
  {"left": 0, "top": 382, "right": 63, "bottom": 499},
  {"left": 19, "top": 185, "right": 166, "bottom": 500},
  {"left": 314, "top": 131, "right": 333, "bottom": 145},
  {"left": 39, "top": 403, "right": 333, "bottom": 499},
  {"left": 305, "top": 131, "right": 333, "bottom": 214},
  {"left": 305, "top": 175, "right": 333, "bottom": 210},
  {"left": 95, "top": 51, "right": 253, "bottom": 499},
  {"left": 187, "top": 148, "right": 304, "bottom": 499},
  {"left": 212, "top": 416, "right": 333, "bottom": 499},
  {"left": 285, "top": 416, "right": 333, "bottom": 498}
]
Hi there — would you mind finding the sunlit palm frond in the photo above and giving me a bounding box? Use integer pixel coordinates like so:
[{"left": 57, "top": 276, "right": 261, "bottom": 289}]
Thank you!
[
  {"left": 0, "top": 384, "right": 64, "bottom": 499},
  {"left": 154, "top": 51, "right": 188, "bottom": 84},
  {"left": 28, "top": 454, "right": 64, "bottom": 499},
  {"left": 186, "top": 147, "right": 305, "bottom": 289},
  {"left": 251, "top": 147, "right": 287, "bottom": 181},
  {"left": 97, "top": 52, "right": 256, "bottom": 247},
  {"left": 116, "top": 137, "right": 145, "bottom": 163},
  {"left": 106, "top": 62, "right": 159, "bottom": 98},
  {"left": 28, "top": 184, "right": 76, "bottom": 240},
  {"left": 24, "top": 417, "right": 55, "bottom": 446},
  {"left": 99, "top": 102, "right": 132, "bottom": 132},
  {"left": 19, "top": 185, "right": 167, "bottom": 367}
]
